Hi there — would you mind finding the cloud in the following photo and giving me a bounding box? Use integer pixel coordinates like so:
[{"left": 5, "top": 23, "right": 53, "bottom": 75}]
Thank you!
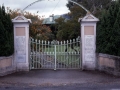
[
  {"left": 0, "top": 0, "right": 70, "bottom": 17},
  {"left": 25, "top": 0, "right": 69, "bottom": 17},
  {"left": 1, "top": 0, "right": 30, "bottom": 9}
]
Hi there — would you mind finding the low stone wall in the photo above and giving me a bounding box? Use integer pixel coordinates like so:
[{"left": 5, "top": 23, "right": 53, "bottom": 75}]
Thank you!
[
  {"left": 96, "top": 53, "right": 120, "bottom": 76},
  {"left": 0, "top": 55, "right": 15, "bottom": 76}
]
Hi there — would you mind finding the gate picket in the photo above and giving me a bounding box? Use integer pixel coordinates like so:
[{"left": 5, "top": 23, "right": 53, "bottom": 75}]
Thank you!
[{"left": 30, "top": 37, "right": 81, "bottom": 70}]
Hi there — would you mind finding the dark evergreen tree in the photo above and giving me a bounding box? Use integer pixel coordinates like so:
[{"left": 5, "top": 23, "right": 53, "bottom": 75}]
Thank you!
[
  {"left": 0, "top": 5, "right": 14, "bottom": 56},
  {"left": 96, "top": 0, "right": 120, "bottom": 56},
  {"left": 112, "top": 7, "right": 120, "bottom": 56},
  {"left": 2, "top": 5, "right": 5, "bottom": 16},
  {"left": 0, "top": 21, "right": 6, "bottom": 56},
  {"left": 0, "top": 6, "right": 3, "bottom": 21},
  {"left": 67, "top": 0, "right": 112, "bottom": 17},
  {"left": 56, "top": 0, "right": 113, "bottom": 40}
]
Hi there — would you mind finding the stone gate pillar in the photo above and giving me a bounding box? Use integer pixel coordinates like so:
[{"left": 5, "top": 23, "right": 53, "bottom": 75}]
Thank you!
[
  {"left": 80, "top": 14, "right": 99, "bottom": 70},
  {"left": 12, "top": 15, "right": 31, "bottom": 71}
]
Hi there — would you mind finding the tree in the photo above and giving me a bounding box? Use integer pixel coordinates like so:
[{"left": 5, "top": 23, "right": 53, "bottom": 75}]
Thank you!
[
  {"left": 7, "top": 8, "right": 54, "bottom": 41},
  {"left": 96, "top": 0, "right": 120, "bottom": 56},
  {"left": 55, "top": 5, "right": 82, "bottom": 40},
  {"left": 0, "top": 5, "right": 14, "bottom": 56},
  {"left": 67, "top": 0, "right": 112, "bottom": 17},
  {"left": 55, "top": 0, "right": 112, "bottom": 41},
  {"left": 30, "top": 23, "right": 53, "bottom": 41},
  {"left": 0, "top": 21, "right": 6, "bottom": 53}
]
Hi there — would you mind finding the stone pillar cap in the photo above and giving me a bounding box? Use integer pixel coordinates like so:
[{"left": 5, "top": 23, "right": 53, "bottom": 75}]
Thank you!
[{"left": 12, "top": 15, "right": 32, "bottom": 23}]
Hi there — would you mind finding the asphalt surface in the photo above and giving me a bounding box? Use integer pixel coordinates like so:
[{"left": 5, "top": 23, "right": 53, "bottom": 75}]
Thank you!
[
  {"left": 0, "top": 81, "right": 120, "bottom": 90},
  {"left": 0, "top": 69, "right": 120, "bottom": 90}
]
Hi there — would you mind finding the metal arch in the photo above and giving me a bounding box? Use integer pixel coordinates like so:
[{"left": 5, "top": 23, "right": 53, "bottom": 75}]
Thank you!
[
  {"left": 21, "top": 0, "right": 90, "bottom": 14},
  {"left": 21, "top": 0, "right": 44, "bottom": 13},
  {"left": 67, "top": 0, "right": 89, "bottom": 13}
]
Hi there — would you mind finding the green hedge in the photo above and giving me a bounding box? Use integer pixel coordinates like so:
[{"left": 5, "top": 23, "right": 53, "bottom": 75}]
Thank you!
[
  {"left": 96, "top": 1, "right": 120, "bottom": 56},
  {"left": 0, "top": 5, "right": 14, "bottom": 56}
]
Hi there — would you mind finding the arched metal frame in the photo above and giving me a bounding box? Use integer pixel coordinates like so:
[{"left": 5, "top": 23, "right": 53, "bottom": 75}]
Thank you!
[{"left": 21, "top": 0, "right": 90, "bottom": 14}]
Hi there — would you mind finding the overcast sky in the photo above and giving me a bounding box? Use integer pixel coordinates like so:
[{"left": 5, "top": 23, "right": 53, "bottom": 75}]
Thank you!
[{"left": 0, "top": 0, "right": 70, "bottom": 18}]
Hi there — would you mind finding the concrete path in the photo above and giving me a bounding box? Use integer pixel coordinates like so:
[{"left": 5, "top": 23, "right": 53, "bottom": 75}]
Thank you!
[{"left": 0, "top": 70, "right": 120, "bottom": 86}]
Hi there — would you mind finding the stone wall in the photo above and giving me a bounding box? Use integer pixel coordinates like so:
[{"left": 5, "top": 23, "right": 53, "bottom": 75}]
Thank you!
[
  {"left": 0, "top": 55, "right": 15, "bottom": 76},
  {"left": 96, "top": 53, "right": 120, "bottom": 76}
]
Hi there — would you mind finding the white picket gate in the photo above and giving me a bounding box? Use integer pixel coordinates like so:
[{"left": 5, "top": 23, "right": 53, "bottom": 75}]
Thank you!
[{"left": 29, "top": 37, "right": 81, "bottom": 70}]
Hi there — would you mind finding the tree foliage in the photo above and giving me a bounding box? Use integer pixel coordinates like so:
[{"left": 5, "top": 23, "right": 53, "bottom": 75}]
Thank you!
[
  {"left": 0, "top": 5, "right": 14, "bottom": 56},
  {"left": 7, "top": 8, "right": 54, "bottom": 41},
  {"left": 30, "top": 23, "right": 53, "bottom": 41},
  {"left": 96, "top": 0, "right": 120, "bottom": 56},
  {"left": 55, "top": 0, "right": 112, "bottom": 41},
  {"left": 67, "top": 0, "right": 112, "bottom": 17},
  {"left": 55, "top": 6, "right": 83, "bottom": 40}
]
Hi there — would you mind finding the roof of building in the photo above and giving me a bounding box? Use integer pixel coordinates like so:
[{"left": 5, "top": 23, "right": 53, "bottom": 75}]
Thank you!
[{"left": 42, "top": 14, "right": 70, "bottom": 24}]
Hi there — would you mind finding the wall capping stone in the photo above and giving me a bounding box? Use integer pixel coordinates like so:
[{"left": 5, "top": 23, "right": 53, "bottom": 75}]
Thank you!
[
  {"left": 98, "top": 53, "right": 120, "bottom": 60},
  {"left": 0, "top": 55, "right": 13, "bottom": 60}
]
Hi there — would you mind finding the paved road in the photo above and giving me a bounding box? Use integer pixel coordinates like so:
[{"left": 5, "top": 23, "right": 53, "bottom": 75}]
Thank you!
[
  {"left": 0, "top": 70, "right": 120, "bottom": 86},
  {"left": 0, "top": 83, "right": 120, "bottom": 90},
  {"left": 0, "top": 70, "right": 120, "bottom": 90}
]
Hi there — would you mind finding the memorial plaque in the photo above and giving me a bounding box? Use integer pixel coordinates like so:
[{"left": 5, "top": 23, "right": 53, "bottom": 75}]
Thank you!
[
  {"left": 85, "top": 35, "right": 94, "bottom": 47},
  {"left": 16, "top": 36, "right": 26, "bottom": 54},
  {"left": 84, "top": 35, "right": 95, "bottom": 61},
  {"left": 17, "top": 55, "right": 26, "bottom": 63}
]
